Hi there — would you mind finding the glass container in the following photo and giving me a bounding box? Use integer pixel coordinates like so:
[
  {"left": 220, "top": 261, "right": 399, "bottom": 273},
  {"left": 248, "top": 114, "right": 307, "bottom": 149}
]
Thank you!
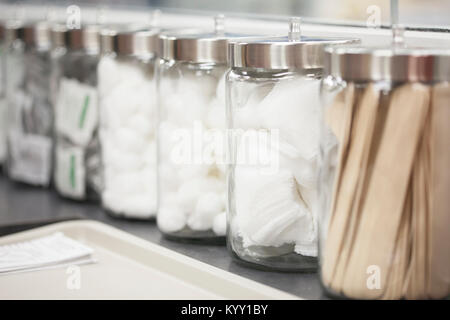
[
  {"left": 226, "top": 19, "right": 357, "bottom": 271},
  {"left": 98, "top": 28, "right": 159, "bottom": 219},
  {"left": 318, "top": 43, "right": 450, "bottom": 299},
  {"left": 5, "top": 21, "right": 53, "bottom": 187},
  {"left": 53, "top": 25, "right": 101, "bottom": 201},
  {"left": 157, "top": 16, "right": 242, "bottom": 243}
]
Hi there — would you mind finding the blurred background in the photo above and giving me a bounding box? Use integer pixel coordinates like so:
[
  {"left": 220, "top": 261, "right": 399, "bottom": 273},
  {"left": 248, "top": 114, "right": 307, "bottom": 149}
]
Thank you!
[{"left": 0, "top": 0, "right": 449, "bottom": 29}]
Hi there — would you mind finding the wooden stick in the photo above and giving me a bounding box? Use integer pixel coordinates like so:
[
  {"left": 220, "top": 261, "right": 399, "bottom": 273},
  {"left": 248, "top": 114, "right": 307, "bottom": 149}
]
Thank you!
[
  {"left": 342, "top": 83, "right": 430, "bottom": 299},
  {"left": 383, "top": 185, "right": 412, "bottom": 300},
  {"left": 321, "top": 84, "right": 356, "bottom": 286},
  {"left": 405, "top": 118, "right": 430, "bottom": 299},
  {"left": 329, "top": 84, "right": 380, "bottom": 291},
  {"left": 427, "top": 83, "right": 450, "bottom": 299}
]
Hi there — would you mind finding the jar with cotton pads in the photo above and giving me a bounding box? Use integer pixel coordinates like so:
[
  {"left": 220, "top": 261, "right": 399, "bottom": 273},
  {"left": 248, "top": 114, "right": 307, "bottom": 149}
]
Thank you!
[
  {"left": 53, "top": 25, "right": 101, "bottom": 201},
  {"left": 98, "top": 28, "right": 159, "bottom": 219},
  {"left": 226, "top": 18, "right": 358, "bottom": 271},
  {"left": 157, "top": 16, "right": 250, "bottom": 243},
  {"left": 319, "top": 31, "right": 450, "bottom": 299},
  {"left": 5, "top": 21, "right": 54, "bottom": 187}
]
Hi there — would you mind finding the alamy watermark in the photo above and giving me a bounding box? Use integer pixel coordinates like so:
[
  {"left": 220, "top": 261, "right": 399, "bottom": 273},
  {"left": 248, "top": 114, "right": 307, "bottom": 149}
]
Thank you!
[{"left": 165, "top": 121, "right": 280, "bottom": 175}]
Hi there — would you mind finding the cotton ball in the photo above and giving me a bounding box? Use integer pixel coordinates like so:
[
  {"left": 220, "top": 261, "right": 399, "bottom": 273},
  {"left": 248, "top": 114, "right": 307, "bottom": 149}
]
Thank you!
[
  {"left": 176, "top": 177, "right": 224, "bottom": 213},
  {"left": 212, "top": 211, "right": 227, "bottom": 236},
  {"left": 177, "top": 164, "right": 209, "bottom": 181},
  {"left": 143, "top": 141, "right": 157, "bottom": 166},
  {"left": 119, "top": 194, "right": 157, "bottom": 218},
  {"left": 206, "top": 99, "right": 225, "bottom": 129},
  {"left": 157, "top": 205, "right": 187, "bottom": 233},
  {"left": 187, "top": 192, "right": 225, "bottom": 231},
  {"left": 159, "top": 164, "right": 179, "bottom": 193},
  {"left": 127, "top": 114, "right": 153, "bottom": 137},
  {"left": 115, "top": 127, "right": 147, "bottom": 153},
  {"left": 102, "top": 190, "right": 125, "bottom": 213},
  {"left": 98, "top": 56, "right": 122, "bottom": 96}
]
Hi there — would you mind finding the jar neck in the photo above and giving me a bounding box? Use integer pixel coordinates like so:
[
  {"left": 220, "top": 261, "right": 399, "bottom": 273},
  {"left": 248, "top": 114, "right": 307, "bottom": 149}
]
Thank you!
[{"left": 230, "top": 67, "right": 323, "bottom": 80}]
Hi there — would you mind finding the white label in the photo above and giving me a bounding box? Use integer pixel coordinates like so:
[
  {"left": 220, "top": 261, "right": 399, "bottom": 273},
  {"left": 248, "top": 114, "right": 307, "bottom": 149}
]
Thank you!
[
  {"left": 55, "top": 144, "right": 86, "bottom": 199},
  {"left": 55, "top": 78, "right": 98, "bottom": 147},
  {"left": 0, "top": 232, "right": 94, "bottom": 274},
  {"left": 8, "top": 130, "right": 52, "bottom": 186}
]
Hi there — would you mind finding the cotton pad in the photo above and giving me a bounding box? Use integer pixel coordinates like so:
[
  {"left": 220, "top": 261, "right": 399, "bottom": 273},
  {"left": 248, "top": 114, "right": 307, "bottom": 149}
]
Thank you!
[{"left": 258, "top": 78, "right": 321, "bottom": 162}]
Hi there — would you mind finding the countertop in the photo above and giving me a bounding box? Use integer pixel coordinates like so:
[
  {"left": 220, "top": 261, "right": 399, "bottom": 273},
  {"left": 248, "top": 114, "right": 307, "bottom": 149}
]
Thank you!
[{"left": 0, "top": 175, "right": 323, "bottom": 299}]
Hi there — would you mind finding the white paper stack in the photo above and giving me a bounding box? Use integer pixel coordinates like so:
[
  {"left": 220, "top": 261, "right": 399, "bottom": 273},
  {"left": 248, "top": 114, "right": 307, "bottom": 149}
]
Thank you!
[{"left": 0, "top": 232, "right": 96, "bottom": 275}]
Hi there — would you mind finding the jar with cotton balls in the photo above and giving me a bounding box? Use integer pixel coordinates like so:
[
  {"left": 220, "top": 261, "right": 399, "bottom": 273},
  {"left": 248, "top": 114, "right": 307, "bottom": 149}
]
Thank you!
[
  {"left": 97, "top": 28, "right": 159, "bottom": 219},
  {"left": 226, "top": 18, "right": 358, "bottom": 271},
  {"left": 5, "top": 21, "right": 54, "bottom": 187},
  {"left": 53, "top": 25, "right": 102, "bottom": 201},
  {"left": 157, "top": 15, "right": 247, "bottom": 243}
]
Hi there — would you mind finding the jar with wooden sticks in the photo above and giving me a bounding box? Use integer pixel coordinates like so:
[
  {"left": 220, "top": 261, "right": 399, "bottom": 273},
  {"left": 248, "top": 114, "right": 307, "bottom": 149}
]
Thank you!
[{"left": 318, "top": 42, "right": 450, "bottom": 299}]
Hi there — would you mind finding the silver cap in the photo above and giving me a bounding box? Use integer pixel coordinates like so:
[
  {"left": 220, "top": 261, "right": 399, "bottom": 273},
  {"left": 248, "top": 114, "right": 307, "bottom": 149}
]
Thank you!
[
  {"left": 4, "top": 20, "right": 24, "bottom": 44},
  {"left": 50, "top": 24, "right": 68, "bottom": 49},
  {"left": 229, "top": 36, "right": 359, "bottom": 70},
  {"left": 67, "top": 25, "right": 100, "bottom": 53},
  {"left": 324, "top": 45, "right": 450, "bottom": 82},
  {"left": 159, "top": 29, "right": 241, "bottom": 63},
  {"left": 0, "top": 22, "right": 4, "bottom": 41},
  {"left": 24, "top": 21, "right": 51, "bottom": 50},
  {"left": 100, "top": 27, "right": 159, "bottom": 57}
]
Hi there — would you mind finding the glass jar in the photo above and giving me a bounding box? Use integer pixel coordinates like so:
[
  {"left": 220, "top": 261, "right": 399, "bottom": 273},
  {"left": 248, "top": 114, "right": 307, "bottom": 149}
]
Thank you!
[
  {"left": 0, "top": 22, "right": 6, "bottom": 167},
  {"left": 157, "top": 19, "right": 242, "bottom": 243},
  {"left": 226, "top": 23, "right": 357, "bottom": 271},
  {"left": 5, "top": 21, "right": 53, "bottom": 187},
  {"left": 318, "top": 45, "right": 450, "bottom": 299},
  {"left": 98, "top": 28, "right": 159, "bottom": 219},
  {"left": 53, "top": 25, "right": 101, "bottom": 201}
]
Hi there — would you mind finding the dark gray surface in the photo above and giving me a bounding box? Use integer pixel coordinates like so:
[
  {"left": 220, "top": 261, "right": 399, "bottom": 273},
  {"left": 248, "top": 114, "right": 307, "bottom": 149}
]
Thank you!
[{"left": 0, "top": 175, "right": 323, "bottom": 299}]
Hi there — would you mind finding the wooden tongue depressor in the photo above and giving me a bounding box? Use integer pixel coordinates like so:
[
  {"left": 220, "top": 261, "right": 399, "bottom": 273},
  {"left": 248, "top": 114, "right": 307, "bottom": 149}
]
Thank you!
[
  {"left": 427, "top": 83, "right": 450, "bottom": 299},
  {"left": 405, "top": 116, "right": 430, "bottom": 300},
  {"left": 326, "top": 84, "right": 380, "bottom": 292},
  {"left": 321, "top": 83, "right": 356, "bottom": 286},
  {"left": 382, "top": 185, "right": 412, "bottom": 300},
  {"left": 341, "top": 83, "right": 430, "bottom": 299}
]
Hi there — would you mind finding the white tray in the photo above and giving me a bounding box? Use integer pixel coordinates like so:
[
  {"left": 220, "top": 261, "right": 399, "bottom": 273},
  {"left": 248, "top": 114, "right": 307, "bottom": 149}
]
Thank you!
[{"left": 0, "top": 220, "right": 298, "bottom": 300}]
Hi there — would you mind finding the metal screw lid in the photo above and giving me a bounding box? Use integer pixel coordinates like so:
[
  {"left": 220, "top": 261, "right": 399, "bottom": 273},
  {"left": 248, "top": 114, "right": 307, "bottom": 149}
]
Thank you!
[
  {"left": 100, "top": 27, "right": 159, "bottom": 57},
  {"left": 66, "top": 25, "right": 101, "bottom": 54},
  {"left": 50, "top": 24, "right": 68, "bottom": 49},
  {"left": 229, "top": 18, "right": 359, "bottom": 70},
  {"left": 23, "top": 21, "right": 51, "bottom": 50},
  {"left": 4, "top": 20, "right": 25, "bottom": 45},
  {"left": 324, "top": 45, "right": 450, "bottom": 83},
  {"left": 158, "top": 14, "right": 249, "bottom": 63}
]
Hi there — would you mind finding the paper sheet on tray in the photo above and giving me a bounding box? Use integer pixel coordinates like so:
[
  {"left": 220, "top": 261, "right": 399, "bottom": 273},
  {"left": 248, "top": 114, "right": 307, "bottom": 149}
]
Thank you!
[{"left": 0, "top": 232, "right": 96, "bottom": 274}]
